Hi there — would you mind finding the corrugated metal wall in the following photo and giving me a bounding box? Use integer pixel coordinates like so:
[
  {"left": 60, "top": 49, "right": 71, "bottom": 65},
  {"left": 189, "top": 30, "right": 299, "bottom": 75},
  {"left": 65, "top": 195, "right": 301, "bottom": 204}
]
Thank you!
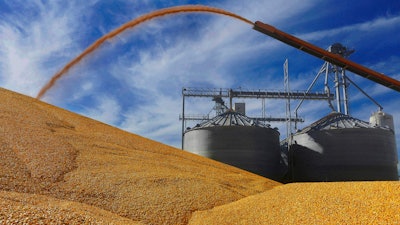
[
  {"left": 184, "top": 126, "right": 284, "bottom": 180},
  {"left": 290, "top": 128, "right": 398, "bottom": 181}
]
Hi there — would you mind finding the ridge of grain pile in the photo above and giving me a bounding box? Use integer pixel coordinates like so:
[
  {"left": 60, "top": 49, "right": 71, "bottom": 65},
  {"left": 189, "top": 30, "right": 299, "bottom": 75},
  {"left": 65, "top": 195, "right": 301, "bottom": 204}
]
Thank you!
[
  {"left": 0, "top": 87, "right": 280, "bottom": 224},
  {"left": 189, "top": 181, "right": 400, "bottom": 224}
]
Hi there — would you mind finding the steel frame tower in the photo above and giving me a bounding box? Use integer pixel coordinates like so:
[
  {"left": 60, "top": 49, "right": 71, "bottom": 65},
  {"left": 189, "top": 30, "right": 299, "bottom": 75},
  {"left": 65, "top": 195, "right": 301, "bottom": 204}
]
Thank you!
[
  {"left": 327, "top": 43, "right": 354, "bottom": 114},
  {"left": 293, "top": 43, "right": 354, "bottom": 130}
]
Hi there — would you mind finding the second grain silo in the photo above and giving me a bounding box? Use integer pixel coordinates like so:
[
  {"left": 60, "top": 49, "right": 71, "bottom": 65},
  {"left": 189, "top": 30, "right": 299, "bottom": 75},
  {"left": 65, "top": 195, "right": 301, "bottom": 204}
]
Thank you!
[
  {"left": 183, "top": 111, "right": 283, "bottom": 180},
  {"left": 289, "top": 112, "right": 398, "bottom": 182}
]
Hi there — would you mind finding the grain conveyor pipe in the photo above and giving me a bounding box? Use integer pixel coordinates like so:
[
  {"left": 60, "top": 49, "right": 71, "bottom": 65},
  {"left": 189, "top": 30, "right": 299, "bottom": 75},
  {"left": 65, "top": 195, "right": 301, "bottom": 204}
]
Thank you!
[{"left": 253, "top": 21, "right": 400, "bottom": 92}]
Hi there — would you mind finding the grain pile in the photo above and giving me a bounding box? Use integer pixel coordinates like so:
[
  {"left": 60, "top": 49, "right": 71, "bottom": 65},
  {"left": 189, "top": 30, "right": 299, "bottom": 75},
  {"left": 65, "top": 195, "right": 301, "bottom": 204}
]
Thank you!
[
  {"left": 189, "top": 181, "right": 400, "bottom": 224},
  {"left": 0, "top": 191, "right": 142, "bottom": 224},
  {"left": 0, "top": 87, "right": 279, "bottom": 224},
  {"left": 1, "top": 86, "right": 400, "bottom": 225}
]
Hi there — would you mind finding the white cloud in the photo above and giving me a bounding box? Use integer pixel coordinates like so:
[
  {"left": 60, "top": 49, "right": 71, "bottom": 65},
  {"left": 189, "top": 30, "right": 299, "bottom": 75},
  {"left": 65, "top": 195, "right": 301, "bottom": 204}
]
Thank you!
[
  {"left": 299, "top": 14, "right": 400, "bottom": 42},
  {"left": 120, "top": 94, "right": 182, "bottom": 147},
  {"left": 0, "top": 1, "right": 98, "bottom": 96},
  {"left": 83, "top": 95, "right": 122, "bottom": 126}
]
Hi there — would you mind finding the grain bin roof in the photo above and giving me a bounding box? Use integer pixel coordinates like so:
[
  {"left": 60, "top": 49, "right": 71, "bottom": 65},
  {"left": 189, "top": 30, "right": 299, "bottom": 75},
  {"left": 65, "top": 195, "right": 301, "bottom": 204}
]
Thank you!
[
  {"left": 297, "top": 112, "right": 381, "bottom": 134},
  {"left": 189, "top": 111, "right": 270, "bottom": 129}
]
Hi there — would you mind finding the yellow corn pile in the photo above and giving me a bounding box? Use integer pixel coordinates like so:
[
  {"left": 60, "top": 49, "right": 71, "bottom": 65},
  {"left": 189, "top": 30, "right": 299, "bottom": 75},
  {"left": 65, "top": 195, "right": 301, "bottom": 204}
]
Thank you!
[
  {"left": 0, "top": 87, "right": 399, "bottom": 224},
  {"left": 189, "top": 181, "right": 400, "bottom": 224},
  {"left": 0, "top": 191, "right": 142, "bottom": 224},
  {"left": 0, "top": 87, "right": 278, "bottom": 224}
]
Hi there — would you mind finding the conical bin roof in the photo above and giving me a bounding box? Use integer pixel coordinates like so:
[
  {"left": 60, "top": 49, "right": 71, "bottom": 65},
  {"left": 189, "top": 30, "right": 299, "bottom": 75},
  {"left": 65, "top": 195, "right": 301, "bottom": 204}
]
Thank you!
[
  {"left": 297, "top": 112, "right": 378, "bottom": 134},
  {"left": 188, "top": 111, "right": 270, "bottom": 130}
]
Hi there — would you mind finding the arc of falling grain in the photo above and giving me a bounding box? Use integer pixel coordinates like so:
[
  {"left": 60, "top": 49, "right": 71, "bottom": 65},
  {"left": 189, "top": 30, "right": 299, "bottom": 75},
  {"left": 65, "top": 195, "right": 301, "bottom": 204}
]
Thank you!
[{"left": 36, "top": 5, "right": 253, "bottom": 99}]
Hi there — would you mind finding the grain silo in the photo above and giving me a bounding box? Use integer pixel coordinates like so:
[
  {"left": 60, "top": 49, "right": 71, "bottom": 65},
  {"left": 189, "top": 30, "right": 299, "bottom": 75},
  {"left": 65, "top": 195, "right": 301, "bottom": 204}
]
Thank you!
[
  {"left": 289, "top": 112, "right": 398, "bottom": 182},
  {"left": 183, "top": 111, "right": 283, "bottom": 180},
  {"left": 369, "top": 110, "right": 395, "bottom": 131}
]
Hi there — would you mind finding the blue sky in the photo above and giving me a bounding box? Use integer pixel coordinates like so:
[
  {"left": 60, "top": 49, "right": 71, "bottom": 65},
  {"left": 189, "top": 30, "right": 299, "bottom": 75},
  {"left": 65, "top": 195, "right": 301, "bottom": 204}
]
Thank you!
[{"left": 1, "top": 0, "right": 400, "bottom": 159}]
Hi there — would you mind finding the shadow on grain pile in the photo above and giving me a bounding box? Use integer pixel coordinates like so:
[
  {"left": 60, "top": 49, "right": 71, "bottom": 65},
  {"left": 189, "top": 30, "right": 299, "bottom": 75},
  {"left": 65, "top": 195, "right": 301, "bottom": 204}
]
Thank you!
[{"left": 0, "top": 87, "right": 280, "bottom": 224}]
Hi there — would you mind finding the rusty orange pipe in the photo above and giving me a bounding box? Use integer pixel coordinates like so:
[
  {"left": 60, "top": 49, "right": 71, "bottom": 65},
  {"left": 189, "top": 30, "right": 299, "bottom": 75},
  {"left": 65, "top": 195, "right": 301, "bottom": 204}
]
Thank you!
[{"left": 253, "top": 21, "right": 400, "bottom": 92}]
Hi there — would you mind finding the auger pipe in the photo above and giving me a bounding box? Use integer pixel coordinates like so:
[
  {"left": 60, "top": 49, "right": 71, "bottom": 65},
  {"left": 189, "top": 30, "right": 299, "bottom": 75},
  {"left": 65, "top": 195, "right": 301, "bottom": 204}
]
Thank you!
[{"left": 253, "top": 21, "right": 400, "bottom": 92}]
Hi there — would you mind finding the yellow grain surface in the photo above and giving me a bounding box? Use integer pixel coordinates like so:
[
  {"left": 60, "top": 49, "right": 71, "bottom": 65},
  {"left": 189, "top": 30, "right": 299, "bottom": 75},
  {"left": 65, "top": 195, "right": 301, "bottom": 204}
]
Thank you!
[
  {"left": 189, "top": 181, "right": 400, "bottom": 224},
  {"left": 0, "top": 87, "right": 279, "bottom": 225},
  {"left": 0, "top": 190, "right": 142, "bottom": 224}
]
